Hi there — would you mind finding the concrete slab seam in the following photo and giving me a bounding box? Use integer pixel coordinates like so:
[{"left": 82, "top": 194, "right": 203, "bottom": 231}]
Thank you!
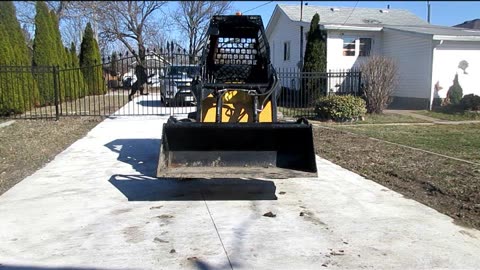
[{"left": 202, "top": 193, "right": 234, "bottom": 270}]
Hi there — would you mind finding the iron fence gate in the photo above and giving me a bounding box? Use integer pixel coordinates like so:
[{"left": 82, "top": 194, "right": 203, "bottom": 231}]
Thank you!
[{"left": 0, "top": 51, "right": 362, "bottom": 120}]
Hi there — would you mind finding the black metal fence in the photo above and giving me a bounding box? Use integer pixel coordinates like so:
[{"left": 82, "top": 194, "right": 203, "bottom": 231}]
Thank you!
[
  {"left": 0, "top": 50, "right": 361, "bottom": 120},
  {"left": 276, "top": 68, "right": 362, "bottom": 118}
]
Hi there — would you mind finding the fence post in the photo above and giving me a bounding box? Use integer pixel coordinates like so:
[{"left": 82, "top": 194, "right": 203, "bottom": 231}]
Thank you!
[
  {"left": 53, "top": 65, "right": 60, "bottom": 121},
  {"left": 358, "top": 70, "right": 362, "bottom": 96}
]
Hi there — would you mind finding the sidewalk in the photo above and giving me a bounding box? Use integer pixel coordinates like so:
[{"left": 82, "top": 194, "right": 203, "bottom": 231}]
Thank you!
[{"left": 385, "top": 109, "right": 480, "bottom": 125}]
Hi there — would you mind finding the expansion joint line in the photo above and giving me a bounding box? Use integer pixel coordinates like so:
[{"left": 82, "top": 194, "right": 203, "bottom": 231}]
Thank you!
[{"left": 202, "top": 193, "right": 234, "bottom": 270}]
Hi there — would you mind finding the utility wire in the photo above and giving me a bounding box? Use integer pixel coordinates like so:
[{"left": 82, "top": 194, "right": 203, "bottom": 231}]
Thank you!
[
  {"left": 242, "top": 1, "right": 273, "bottom": 14},
  {"left": 332, "top": 0, "right": 359, "bottom": 32},
  {"left": 342, "top": 0, "right": 359, "bottom": 26}
]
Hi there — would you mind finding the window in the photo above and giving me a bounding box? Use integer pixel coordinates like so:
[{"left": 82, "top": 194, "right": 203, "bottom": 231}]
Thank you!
[
  {"left": 342, "top": 37, "right": 356, "bottom": 56},
  {"left": 342, "top": 37, "right": 372, "bottom": 56},
  {"left": 283, "top": 41, "right": 290, "bottom": 61},
  {"left": 359, "top": 38, "right": 372, "bottom": 56}
]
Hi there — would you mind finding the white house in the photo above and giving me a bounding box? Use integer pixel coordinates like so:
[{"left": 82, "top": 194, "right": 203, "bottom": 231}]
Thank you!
[
  {"left": 122, "top": 54, "right": 170, "bottom": 85},
  {"left": 266, "top": 4, "right": 480, "bottom": 109}
]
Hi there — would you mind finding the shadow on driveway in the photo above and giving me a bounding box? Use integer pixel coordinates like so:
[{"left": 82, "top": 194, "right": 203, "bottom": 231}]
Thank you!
[
  {"left": 105, "top": 139, "right": 277, "bottom": 201},
  {"left": 105, "top": 139, "right": 160, "bottom": 177},
  {"left": 109, "top": 174, "right": 277, "bottom": 201},
  {"left": 137, "top": 100, "right": 162, "bottom": 107}
]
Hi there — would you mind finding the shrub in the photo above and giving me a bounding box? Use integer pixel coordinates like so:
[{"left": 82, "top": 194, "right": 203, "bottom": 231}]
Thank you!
[
  {"left": 446, "top": 74, "right": 463, "bottom": 105},
  {"left": 315, "top": 95, "right": 367, "bottom": 122},
  {"left": 460, "top": 94, "right": 480, "bottom": 111},
  {"left": 360, "top": 55, "right": 398, "bottom": 113}
]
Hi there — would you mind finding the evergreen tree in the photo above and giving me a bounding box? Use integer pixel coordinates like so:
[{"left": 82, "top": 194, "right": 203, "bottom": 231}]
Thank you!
[
  {"left": 0, "top": 18, "right": 16, "bottom": 115},
  {"left": 110, "top": 51, "right": 119, "bottom": 76},
  {"left": 0, "top": 1, "right": 39, "bottom": 114},
  {"left": 65, "top": 46, "right": 71, "bottom": 66},
  {"left": 51, "top": 10, "right": 84, "bottom": 100},
  {"left": 70, "top": 42, "right": 87, "bottom": 98},
  {"left": 33, "top": 1, "right": 56, "bottom": 105},
  {"left": 49, "top": 10, "right": 70, "bottom": 100},
  {"left": 79, "top": 22, "right": 106, "bottom": 95},
  {"left": 302, "top": 13, "right": 327, "bottom": 102},
  {"left": 49, "top": 10, "right": 64, "bottom": 67},
  {"left": 69, "top": 42, "right": 77, "bottom": 66},
  {"left": 447, "top": 74, "right": 463, "bottom": 105}
]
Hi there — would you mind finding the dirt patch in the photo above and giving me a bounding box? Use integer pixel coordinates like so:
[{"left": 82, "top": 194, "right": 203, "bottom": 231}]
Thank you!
[
  {"left": 0, "top": 117, "right": 103, "bottom": 195},
  {"left": 313, "top": 127, "right": 480, "bottom": 230}
]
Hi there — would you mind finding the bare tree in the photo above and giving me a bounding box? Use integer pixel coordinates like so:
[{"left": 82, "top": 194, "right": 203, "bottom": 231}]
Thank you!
[
  {"left": 95, "top": 1, "right": 167, "bottom": 64},
  {"left": 173, "top": 1, "right": 232, "bottom": 61},
  {"left": 15, "top": 1, "right": 169, "bottom": 61},
  {"left": 15, "top": 1, "right": 96, "bottom": 51},
  {"left": 360, "top": 55, "right": 398, "bottom": 113}
]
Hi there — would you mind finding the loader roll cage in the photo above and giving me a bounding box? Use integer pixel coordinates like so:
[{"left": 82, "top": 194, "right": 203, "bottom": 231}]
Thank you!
[
  {"left": 157, "top": 14, "right": 318, "bottom": 179},
  {"left": 192, "top": 15, "right": 280, "bottom": 123}
]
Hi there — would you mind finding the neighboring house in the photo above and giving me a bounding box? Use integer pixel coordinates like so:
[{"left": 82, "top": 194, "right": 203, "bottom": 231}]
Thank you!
[
  {"left": 266, "top": 4, "right": 480, "bottom": 109},
  {"left": 455, "top": 19, "right": 480, "bottom": 29},
  {"left": 122, "top": 54, "right": 170, "bottom": 85}
]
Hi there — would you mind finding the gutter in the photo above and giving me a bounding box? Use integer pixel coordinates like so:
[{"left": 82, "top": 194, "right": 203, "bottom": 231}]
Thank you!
[
  {"left": 433, "top": 35, "right": 480, "bottom": 41},
  {"left": 322, "top": 24, "right": 383, "bottom": 31}
]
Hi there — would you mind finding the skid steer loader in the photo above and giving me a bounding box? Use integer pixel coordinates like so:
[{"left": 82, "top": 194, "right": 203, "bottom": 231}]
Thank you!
[{"left": 157, "top": 14, "right": 317, "bottom": 179}]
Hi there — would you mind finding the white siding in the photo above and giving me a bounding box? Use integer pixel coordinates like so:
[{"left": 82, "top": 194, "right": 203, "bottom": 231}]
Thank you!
[
  {"left": 382, "top": 29, "right": 433, "bottom": 99},
  {"left": 268, "top": 13, "right": 307, "bottom": 70},
  {"left": 268, "top": 16, "right": 383, "bottom": 72},
  {"left": 326, "top": 30, "right": 382, "bottom": 71},
  {"left": 432, "top": 41, "right": 480, "bottom": 99}
]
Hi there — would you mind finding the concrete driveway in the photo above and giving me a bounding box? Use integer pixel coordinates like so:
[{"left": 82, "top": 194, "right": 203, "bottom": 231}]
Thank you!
[{"left": 1, "top": 97, "right": 480, "bottom": 270}]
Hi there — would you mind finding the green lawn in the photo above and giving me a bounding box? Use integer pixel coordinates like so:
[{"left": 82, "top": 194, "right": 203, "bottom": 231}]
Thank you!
[
  {"left": 356, "top": 113, "right": 426, "bottom": 124},
  {"left": 336, "top": 124, "right": 480, "bottom": 163},
  {"left": 417, "top": 109, "right": 480, "bottom": 121}
]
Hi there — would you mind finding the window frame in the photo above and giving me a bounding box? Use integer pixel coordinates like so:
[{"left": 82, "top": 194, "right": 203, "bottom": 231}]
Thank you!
[
  {"left": 342, "top": 36, "right": 357, "bottom": 57},
  {"left": 283, "top": 41, "right": 290, "bottom": 61},
  {"left": 358, "top": 37, "right": 372, "bottom": 57},
  {"left": 341, "top": 36, "right": 373, "bottom": 57}
]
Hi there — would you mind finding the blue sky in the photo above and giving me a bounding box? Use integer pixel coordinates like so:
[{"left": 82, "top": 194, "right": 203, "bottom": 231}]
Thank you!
[{"left": 230, "top": 1, "right": 480, "bottom": 27}]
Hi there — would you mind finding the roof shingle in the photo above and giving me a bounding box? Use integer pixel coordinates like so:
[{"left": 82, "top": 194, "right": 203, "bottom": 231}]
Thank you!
[{"left": 279, "top": 4, "right": 429, "bottom": 26}]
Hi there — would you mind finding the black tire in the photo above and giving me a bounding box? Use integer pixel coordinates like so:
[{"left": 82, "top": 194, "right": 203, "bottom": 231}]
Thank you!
[{"left": 164, "top": 98, "right": 172, "bottom": 107}]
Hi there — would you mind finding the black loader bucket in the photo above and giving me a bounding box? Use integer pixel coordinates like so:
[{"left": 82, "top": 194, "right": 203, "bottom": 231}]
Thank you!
[{"left": 157, "top": 121, "right": 318, "bottom": 179}]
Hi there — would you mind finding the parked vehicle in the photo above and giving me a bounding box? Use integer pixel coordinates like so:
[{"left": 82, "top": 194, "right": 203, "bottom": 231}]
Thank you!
[{"left": 160, "top": 65, "right": 200, "bottom": 106}]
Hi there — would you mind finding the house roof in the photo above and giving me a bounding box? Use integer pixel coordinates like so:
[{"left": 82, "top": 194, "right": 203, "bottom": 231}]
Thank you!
[
  {"left": 454, "top": 19, "right": 480, "bottom": 29},
  {"left": 386, "top": 25, "right": 480, "bottom": 41},
  {"left": 128, "top": 54, "right": 170, "bottom": 68},
  {"left": 266, "top": 4, "right": 480, "bottom": 42},
  {"left": 278, "top": 4, "right": 429, "bottom": 26}
]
